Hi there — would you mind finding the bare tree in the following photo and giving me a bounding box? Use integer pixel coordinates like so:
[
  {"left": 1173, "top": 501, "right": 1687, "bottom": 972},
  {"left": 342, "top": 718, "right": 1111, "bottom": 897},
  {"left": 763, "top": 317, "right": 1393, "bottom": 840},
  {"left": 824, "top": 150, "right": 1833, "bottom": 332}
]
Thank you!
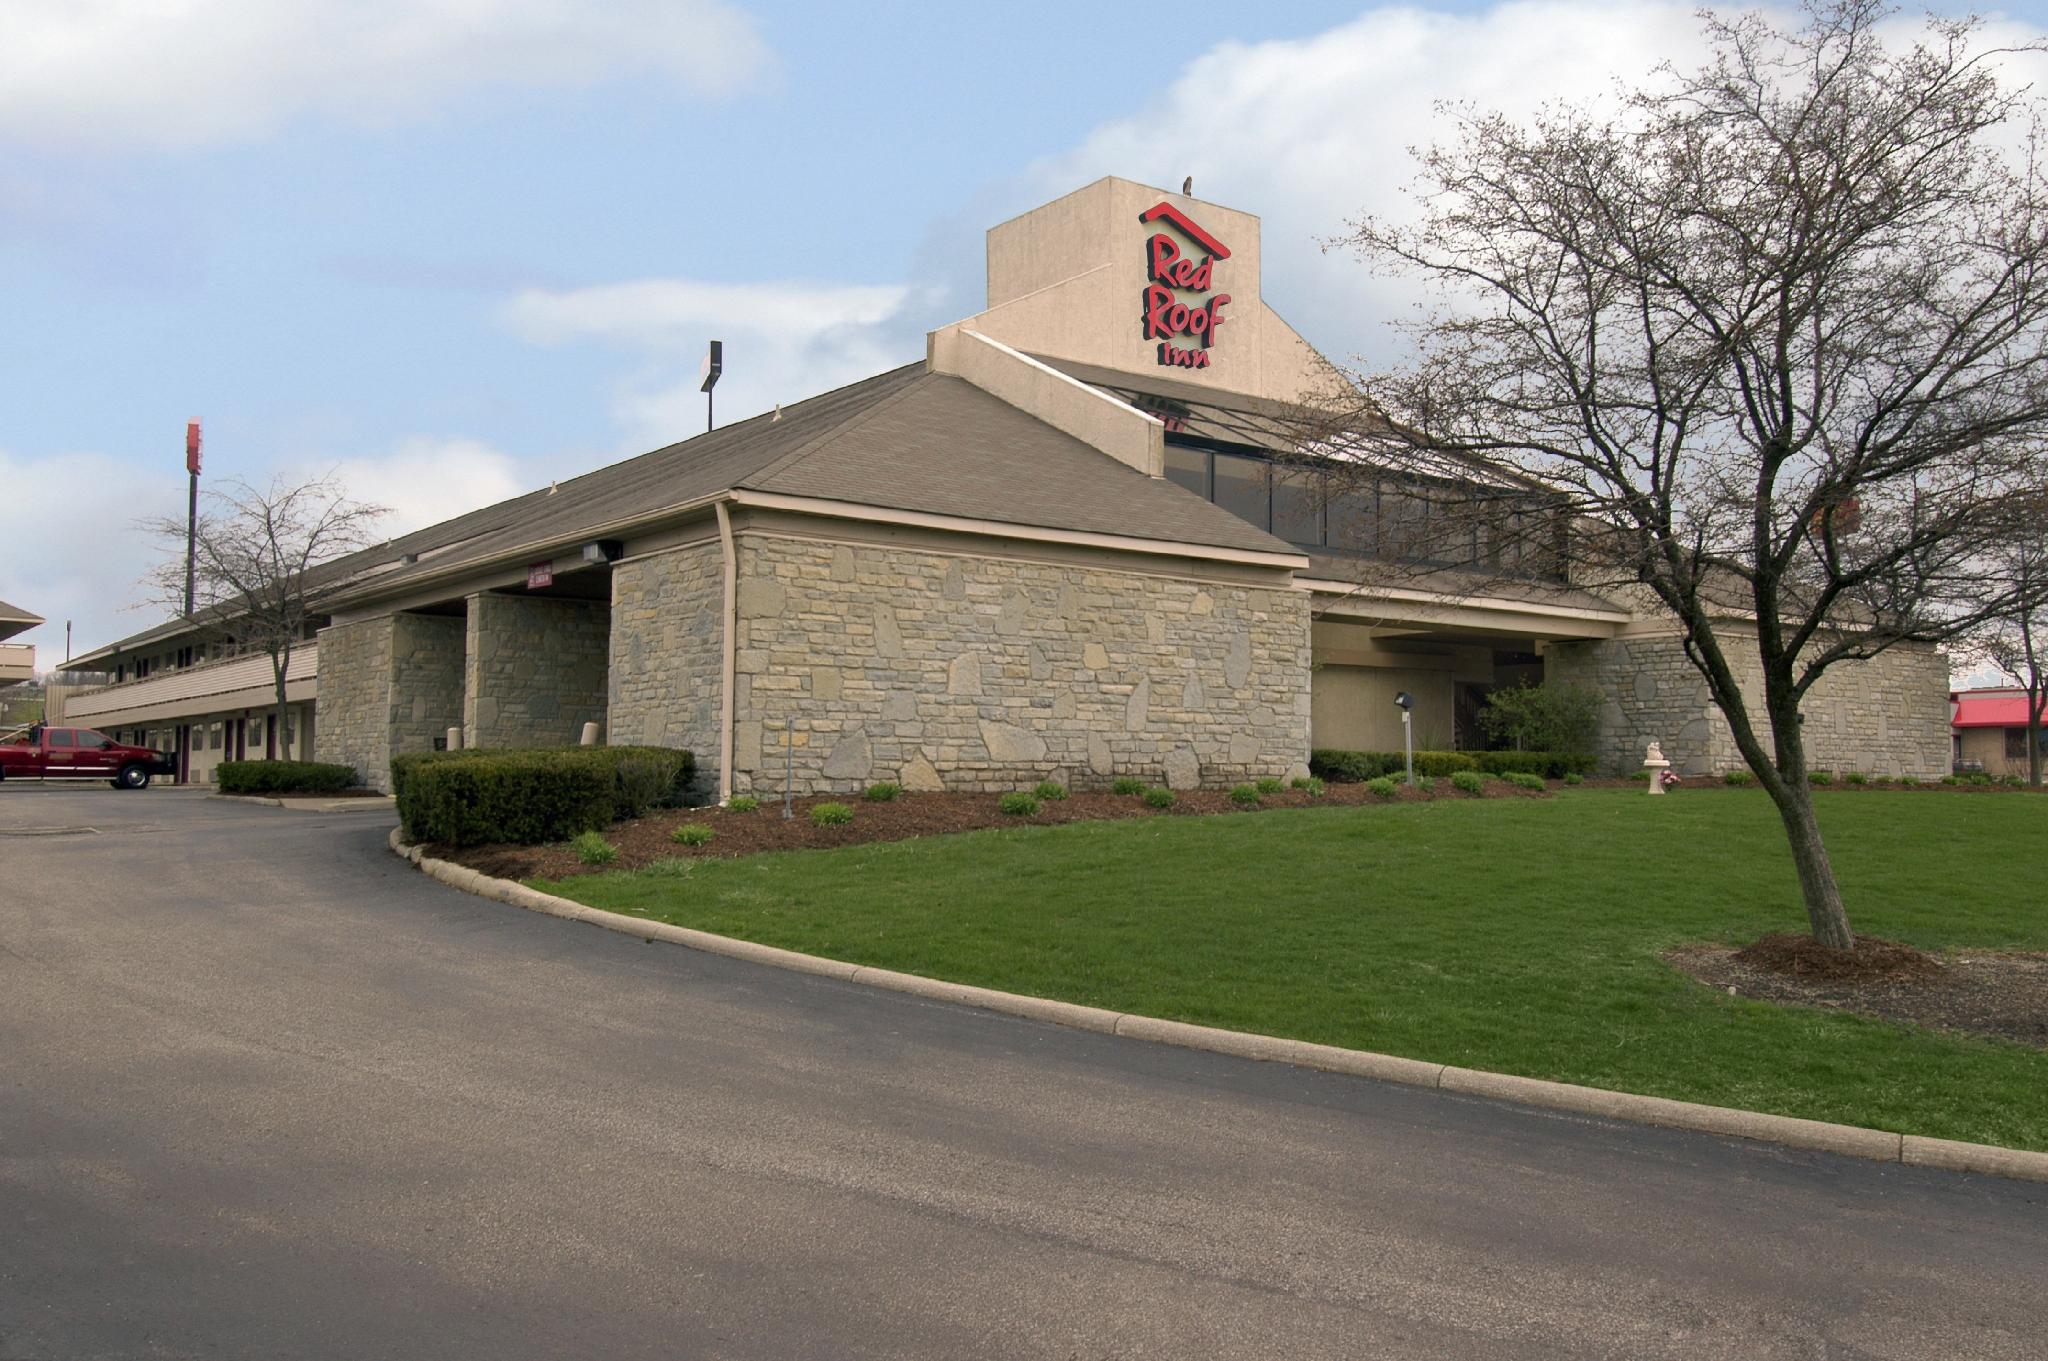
[
  {"left": 143, "top": 475, "right": 387, "bottom": 761},
  {"left": 1329, "top": 1, "right": 2048, "bottom": 949},
  {"left": 1976, "top": 500, "right": 2048, "bottom": 785}
]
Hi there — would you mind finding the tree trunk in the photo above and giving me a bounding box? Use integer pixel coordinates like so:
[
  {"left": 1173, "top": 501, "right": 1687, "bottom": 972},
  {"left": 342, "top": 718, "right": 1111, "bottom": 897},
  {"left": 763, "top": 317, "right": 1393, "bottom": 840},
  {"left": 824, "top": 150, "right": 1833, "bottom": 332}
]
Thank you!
[
  {"left": 1766, "top": 778, "right": 1856, "bottom": 950},
  {"left": 272, "top": 648, "right": 290, "bottom": 763}
]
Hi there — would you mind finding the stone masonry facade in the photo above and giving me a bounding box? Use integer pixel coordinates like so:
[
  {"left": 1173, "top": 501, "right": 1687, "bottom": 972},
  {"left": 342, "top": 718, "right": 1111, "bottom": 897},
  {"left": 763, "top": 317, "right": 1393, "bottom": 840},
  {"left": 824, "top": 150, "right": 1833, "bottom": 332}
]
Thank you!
[
  {"left": 315, "top": 615, "right": 394, "bottom": 789},
  {"left": 1547, "top": 630, "right": 1950, "bottom": 779},
  {"left": 390, "top": 612, "right": 464, "bottom": 760},
  {"left": 608, "top": 540, "right": 726, "bottom": 799},
  {"left": 464, "top": 592, "right": 611, "bottom": 750},
  {"left": 726, "top": 535, "right": 1311, "bottom": 796}
]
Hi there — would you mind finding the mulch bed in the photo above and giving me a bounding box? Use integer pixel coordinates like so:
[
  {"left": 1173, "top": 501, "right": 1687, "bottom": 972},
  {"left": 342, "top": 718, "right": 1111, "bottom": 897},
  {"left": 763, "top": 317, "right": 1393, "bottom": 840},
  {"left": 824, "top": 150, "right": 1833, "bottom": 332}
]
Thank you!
[
  {"left": 1667, "top": 942, "right": 2048, "bottom": 1049},
  {"left": 439, "top": 777, "right": 1547, "bottom": 881}
]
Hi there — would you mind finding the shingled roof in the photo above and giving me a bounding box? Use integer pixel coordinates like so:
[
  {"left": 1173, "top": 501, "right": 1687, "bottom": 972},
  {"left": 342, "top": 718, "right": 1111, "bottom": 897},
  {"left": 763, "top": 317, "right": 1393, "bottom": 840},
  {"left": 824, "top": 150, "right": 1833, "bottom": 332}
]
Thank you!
[{"left": 0, "top": 598, "right": 42, "bottom": 644}]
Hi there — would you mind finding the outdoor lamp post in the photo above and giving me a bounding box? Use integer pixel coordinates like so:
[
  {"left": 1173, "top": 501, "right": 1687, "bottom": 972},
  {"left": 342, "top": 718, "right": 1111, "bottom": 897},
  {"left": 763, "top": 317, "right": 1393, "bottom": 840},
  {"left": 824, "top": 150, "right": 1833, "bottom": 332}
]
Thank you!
[{"left": 1394, "top": 691, "right": 1414, "bottom": 785}]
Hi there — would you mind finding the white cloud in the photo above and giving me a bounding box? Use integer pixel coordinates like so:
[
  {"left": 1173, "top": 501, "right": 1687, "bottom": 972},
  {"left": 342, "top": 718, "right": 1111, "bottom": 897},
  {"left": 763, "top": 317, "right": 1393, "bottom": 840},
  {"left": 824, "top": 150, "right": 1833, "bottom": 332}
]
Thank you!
[
  {"left": 504, "top": 278, "right": 925, "bottom": 447},
  {"left": 0, "top": 0, "right": 772, "bottom": 151},
  {"left": 314, "top": 435, "right": 529, "bottom": 539}
]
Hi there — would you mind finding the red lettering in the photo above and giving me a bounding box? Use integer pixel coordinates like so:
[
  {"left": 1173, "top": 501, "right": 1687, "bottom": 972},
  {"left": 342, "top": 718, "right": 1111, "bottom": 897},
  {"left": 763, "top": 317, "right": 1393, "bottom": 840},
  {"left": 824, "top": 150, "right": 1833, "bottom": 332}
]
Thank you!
[
  {"left": 1202, "top": 293, "right": 1230, "bottom": 349},
  {"left": 1148, "top": 234, "right": 1181, "bottom": 283},
  {"left": 1142, "top": 283, "right": 1175, "bottom": 340}
]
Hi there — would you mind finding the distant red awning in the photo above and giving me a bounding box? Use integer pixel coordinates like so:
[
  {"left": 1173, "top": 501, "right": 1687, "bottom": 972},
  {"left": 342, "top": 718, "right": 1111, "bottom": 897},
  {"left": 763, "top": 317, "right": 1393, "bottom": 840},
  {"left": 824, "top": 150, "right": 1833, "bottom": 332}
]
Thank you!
[{"left": 1951, "top": 692, "right": 2042, "bottom": 728}]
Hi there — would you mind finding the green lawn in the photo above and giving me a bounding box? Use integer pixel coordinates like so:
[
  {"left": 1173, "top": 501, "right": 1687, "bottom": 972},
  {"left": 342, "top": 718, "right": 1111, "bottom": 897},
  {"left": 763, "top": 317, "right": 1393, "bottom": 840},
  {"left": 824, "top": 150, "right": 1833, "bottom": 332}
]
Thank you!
[{"left": 535, "top": 789, "right": 2048, "bottom": 1149}]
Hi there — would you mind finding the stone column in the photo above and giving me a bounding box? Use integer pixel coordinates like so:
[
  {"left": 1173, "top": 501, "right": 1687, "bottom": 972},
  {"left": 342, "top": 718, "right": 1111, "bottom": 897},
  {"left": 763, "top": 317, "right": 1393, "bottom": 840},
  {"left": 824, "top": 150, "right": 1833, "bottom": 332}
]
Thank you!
[{"left": 464, "top": 592, "right": 612, "bottom": 750}]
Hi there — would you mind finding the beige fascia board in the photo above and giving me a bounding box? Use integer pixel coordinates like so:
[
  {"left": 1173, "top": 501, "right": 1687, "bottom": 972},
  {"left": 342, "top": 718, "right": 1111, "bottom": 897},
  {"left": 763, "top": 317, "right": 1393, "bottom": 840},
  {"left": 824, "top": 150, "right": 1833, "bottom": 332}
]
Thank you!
[
  {"left": 727, "top": 489, "right": 1309, "bottom": 572},
  {"left": 319, "top": 493, "right": 730, "bottom": 613},
  {"left": 1301, "top": 577, "right": 1632, "bottom": 624},
  {"left": 66, "top": 676, "right": 318, "bottom": 728},
  {"left": 1303, "top": 580, "right": 1629, "bottom": 640},
  {"left": 927, "top": 325, "right": 1164, "bottom": 477}
]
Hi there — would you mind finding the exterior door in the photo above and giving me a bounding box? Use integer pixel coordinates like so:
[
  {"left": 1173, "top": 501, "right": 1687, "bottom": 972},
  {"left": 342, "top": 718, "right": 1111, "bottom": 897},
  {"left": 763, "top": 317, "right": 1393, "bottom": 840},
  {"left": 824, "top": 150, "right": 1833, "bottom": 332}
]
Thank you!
[
  {"left": 45, "top": 727, "right": 77, "bottom": 774},
  {"left": 71, "top": 729, "right": 118, "bottom": 774}
]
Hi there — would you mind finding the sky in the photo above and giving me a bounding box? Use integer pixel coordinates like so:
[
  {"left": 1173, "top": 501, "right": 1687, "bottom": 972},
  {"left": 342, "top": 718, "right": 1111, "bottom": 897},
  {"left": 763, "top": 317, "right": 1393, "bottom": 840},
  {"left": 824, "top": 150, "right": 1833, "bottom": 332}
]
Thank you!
[{"left": 4, "top": 0, "right": 2046, "bottom": 666}]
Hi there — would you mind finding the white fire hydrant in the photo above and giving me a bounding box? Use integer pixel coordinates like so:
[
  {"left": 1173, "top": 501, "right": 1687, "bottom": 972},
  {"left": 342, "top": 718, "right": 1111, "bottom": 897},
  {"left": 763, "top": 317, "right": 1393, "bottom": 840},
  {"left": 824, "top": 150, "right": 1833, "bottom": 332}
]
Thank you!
[{"left": 1643, "top": 740, "right": 1671, "bottom": 795}]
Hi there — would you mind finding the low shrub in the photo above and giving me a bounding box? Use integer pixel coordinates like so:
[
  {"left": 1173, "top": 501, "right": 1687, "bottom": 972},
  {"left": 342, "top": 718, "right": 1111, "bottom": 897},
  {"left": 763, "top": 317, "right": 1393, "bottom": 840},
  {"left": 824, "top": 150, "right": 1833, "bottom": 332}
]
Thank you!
[
  {"left": 671, "top": 823, "right": 715, "bottom": 846},
  {"left": 1415, "top": 775, "right": 1435, "bottom": 792},
  {"left": 1845, "top": 771, "right": 1869, "bottom": 785},
  {"left": 1228, "top": 783, "right": 1263, "bottom": 807},
  {"left": 999, "top": 791, "right": 1041, "bottom": 816},
  {"left": 1562, "top": 771, "right": 1584, "bottom": 786},
  {"left": 1809, "top": 770, "right": 1835, "bottom": 786},
  {"left": 1469, "top": 750, "right": 1598, "bottom": 779},
  {"left": 1254, "top": 776, "right": 1285, "bottom": 795},
  {"left": 1033, "top": 780, "right": 1069, "bottom": 801},
  {"left": 1868, "top": 774, "right": 1892, "bottom": 785},
  {"left": 1899, "top": 775, "right": 1920, "bottom": 786},
  {"left": 726, "top": 795, "right": 760, "bottom": 812},
  {"left": 1450, "top": 770, "right": 1486, "bottom": 795},
  {"left": 1969, "top": 772, "right": 1995, "bottom": 785},
  {"left": 1630, "top": 770, "right": 1653, "bottom": 782},
  {"left": 1110, "top": 777, "right": 1147, "bottom": 796},
  {"left": 571, "top": 830, "right": 617, "bottom": 865},
  {"left": 810, "top": 802, "right": 854, "bottom": 826},
  {"left": 863, "top": 781, "right": 902, "bottom": 802},
  {"left": 394, "top": 744, "right": 695, "bottom": 846},
  {"left": 1142, "top": 786, "right": 1176, "bottom": 809},
  {"left": 216, "top": 759, "right": 358, "bottom": 795},
  {"left": 1723, "top": 769, "right": 1755, "bottom": 786},
  {"left": 1502, "top": 771, "right": 1547, "bottom": 791},
  {"left": 1364, "top": 776, "right": 1399, "bottom": 799},
  {"left": 1941, "top": 774, "right": 1961, "bottom": 785},
  {"left": 2004, "top": 774, "right": 2028, "bottom": 787},
  {"left": 1291, "top": 775, "right": 1326, "bottom": 797}
]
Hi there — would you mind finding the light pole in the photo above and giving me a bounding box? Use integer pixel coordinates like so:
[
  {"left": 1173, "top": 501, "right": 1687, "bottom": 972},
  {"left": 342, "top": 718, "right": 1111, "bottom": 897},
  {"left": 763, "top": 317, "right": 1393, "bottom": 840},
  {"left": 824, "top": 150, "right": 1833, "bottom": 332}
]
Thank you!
[{"left": 1395, "top": 690, "right": 1414, "bottom": 785}]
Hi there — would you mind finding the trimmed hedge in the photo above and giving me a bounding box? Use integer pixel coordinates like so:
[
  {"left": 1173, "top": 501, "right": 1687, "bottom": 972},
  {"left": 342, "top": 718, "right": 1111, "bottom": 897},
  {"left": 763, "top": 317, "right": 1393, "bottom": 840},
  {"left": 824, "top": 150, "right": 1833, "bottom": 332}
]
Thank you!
[
  {"left": 395, "top": 745, "right": 694, "bottom": 847},
  {"left": 217, "top": 760, "right": 358, "bottom": 795},
  {"left": 1310, "top": 748, "right": 1594, "bottom": 782}
]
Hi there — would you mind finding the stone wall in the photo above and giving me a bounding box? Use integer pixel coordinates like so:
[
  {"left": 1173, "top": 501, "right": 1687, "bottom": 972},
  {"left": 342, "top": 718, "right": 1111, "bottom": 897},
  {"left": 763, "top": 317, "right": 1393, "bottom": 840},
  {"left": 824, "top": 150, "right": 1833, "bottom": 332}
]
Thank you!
[
  {"left": 1547, "top": 630, "right": 1951, "bottom": 779},
  {"left": 390, "top": 612, "right": 465, "bottom": 760},
  {"left": 314, "top": 616, "right": 394, "bottom": 788},
  {"left": 608, "top": 540, "right": 725, "bottom": 797},
  {"left": 464, "top": 593, "right": 611, "bottom": 750},
  {"left": 729, "top": 535, "right": 1311, "bottom": 795}
]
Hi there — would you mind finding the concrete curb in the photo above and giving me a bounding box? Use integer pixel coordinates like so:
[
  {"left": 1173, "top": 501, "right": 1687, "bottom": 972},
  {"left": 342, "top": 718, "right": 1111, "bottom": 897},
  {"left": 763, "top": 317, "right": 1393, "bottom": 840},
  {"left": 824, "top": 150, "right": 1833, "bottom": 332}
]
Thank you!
[
  {"left": 388, "top": 829, "right": 2048, "bottom": 1185},
  {"left": 215, "top": 793, "right": 397, "bottom": 812}
]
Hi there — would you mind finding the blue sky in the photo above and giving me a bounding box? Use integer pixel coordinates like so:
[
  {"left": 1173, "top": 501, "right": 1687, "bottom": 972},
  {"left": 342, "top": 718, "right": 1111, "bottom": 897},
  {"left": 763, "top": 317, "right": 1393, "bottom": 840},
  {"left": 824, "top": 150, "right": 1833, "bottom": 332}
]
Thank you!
[{"left": 4, "top": 0, "right": 2044, "bottom": 660}]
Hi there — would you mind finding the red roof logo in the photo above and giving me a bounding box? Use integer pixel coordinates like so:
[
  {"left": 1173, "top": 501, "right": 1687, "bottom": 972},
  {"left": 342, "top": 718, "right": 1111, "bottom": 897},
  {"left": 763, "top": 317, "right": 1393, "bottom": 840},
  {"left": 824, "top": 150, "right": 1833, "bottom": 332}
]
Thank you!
[{"left": 1139, "top": 201, "right": 1232, "bottom": 370}]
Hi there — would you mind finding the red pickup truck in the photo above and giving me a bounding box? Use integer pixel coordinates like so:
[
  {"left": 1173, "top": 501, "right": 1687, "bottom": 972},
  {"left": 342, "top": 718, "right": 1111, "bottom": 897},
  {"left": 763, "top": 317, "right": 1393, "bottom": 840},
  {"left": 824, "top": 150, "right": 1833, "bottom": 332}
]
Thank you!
[{"left": 0, "top": 724, "right": 178, "bottom": 789}]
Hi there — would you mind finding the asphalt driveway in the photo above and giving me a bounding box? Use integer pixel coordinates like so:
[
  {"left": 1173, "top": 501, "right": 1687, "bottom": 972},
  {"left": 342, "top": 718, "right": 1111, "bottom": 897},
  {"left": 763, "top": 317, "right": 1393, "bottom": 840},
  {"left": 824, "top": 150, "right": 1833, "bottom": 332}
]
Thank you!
[{"left": 2, "top": 782, "right": 2043, "bottom": 1359}]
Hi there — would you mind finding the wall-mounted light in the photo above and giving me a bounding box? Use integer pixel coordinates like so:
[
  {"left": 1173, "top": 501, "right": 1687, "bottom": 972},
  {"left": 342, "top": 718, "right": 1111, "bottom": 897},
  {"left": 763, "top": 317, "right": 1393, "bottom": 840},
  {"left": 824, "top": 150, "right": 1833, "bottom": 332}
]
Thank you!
[{"left": 580, "top": 540, "right": 624, "bottom": 565}]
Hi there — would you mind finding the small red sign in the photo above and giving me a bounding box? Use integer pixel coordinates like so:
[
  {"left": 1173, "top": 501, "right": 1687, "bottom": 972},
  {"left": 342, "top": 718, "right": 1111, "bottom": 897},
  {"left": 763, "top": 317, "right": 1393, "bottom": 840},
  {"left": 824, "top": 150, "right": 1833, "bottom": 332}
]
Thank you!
[
  {"left": 527, "top": 561, "right": 554, "bottom": 590},
  {"left": 185, "top": 419, "right": 203, "bottom": 475},
  {"left": 1138, "top": 202, "right": 1231, "bottom": 369}
]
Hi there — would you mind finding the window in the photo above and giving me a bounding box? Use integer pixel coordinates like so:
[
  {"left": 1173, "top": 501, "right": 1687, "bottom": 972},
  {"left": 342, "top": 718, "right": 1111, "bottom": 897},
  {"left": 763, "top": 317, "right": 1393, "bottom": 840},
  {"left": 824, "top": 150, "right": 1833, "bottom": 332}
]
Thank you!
[
  {"left": 1379, "top": 488, "right": 1431, "bottom": 561},
  {"left": 2009, "top": 728, "right": 2035, "bottom": 760},
  {"left": 1212, "top": 453, "right": 1270, "bottom": 532},
  {"left": 74, "top": 730, "right": 109, "bottom": 750},
  {"left": 1271, "top": 468, "right": 1324, "bottom": 546},
  {"left": 1326, "top": 484, "right": 1378, "bottom": 555},
  {"left": 48, "top": 730, "right": 74, "bottom": 748},
  {"left": 210, "top": 723, "right": 224, "bottom": 751},
  {"left": 1163, "top": 444, "right": 1208, "bottom": 498}
]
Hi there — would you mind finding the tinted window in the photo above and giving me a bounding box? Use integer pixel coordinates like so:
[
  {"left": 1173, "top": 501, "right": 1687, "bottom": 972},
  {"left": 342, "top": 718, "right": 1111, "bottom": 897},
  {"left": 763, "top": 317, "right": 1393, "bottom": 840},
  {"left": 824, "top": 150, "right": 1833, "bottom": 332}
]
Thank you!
[
  {"left": 75, "top": 730, "right": 109, "bottom": 749},
  {"left": 1326, "top": 485, "right": 1378, "bottom": 555},
  {"left": 48, "top": 730, "right": 75, "bottom": 748},
  {"left": 1163, "top": 444, "right": 1208, "bottom": 498},
  {"left": 1271, "top": 469, "right": 1324, "bottom": 546},
  {"left": 1212, "top": 453, "right": 1270, "bottom": 532},
  {"left": 1379, "top": 488, "right": 1432, "bottom": 561}
]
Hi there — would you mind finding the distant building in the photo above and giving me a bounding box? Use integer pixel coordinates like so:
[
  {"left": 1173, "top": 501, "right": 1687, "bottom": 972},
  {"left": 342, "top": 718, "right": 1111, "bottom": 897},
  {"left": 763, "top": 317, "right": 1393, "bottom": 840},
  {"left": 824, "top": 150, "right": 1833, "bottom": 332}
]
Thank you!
[
  {"left": 1950, "top": 687, "right": 2046, "bottom": 777},
  {"left": 0, "top": 599, "right": 40, "bottom": 690},
  {"left": 56, "top": 177, "right": 1953, "bottom": 790}
]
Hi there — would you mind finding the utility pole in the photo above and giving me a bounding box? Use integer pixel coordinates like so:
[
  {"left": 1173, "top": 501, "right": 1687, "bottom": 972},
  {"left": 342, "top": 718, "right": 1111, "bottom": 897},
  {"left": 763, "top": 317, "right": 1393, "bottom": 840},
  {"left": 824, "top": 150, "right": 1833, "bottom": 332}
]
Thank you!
[
  {"left": 700, "top": 340, "right": 722, "bottom": 433},
  {"left": 184, "top": 419, "right": 202, "bottom": 616}
]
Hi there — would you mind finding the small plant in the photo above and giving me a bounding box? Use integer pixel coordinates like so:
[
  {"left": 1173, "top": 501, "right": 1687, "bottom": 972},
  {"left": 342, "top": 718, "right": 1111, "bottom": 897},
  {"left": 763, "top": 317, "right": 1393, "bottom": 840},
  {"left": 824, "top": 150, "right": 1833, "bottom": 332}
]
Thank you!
[
  {"left": 2004, "top": 774, "right": 2028, "bottom": 787},
  {"left": 863, "top": 781, "right": 902, "bottom": 802},
  {"left": 1033, "top": 780, "right": 1069, "bottom": 801},
  {"left": 999, "top": 791, "right": 1041, "bottom": 816},
  {"left": 571, "top": 830, "right": 618, "bottom": 865},
  {"left": 1898, "top": 774, "right": 1920, "bottom": 785},
  {"left": 1111, "top": 777, "right": 1147, "bottom": 796},
  {"left": 1722, "top": 769, "right": 1754, "bottom": 786},
  {"left": 1940, "top": 774, "right": 1960, "bottom": 785},
  {"left": 1450, "top": 770, "right": 1486, "bottom": 795},
  {"left": 1291, "top": 775, "right": 1326, "bottom": 797},
  {"left": 1415, "top": 775, "right": 1436, "bottom": 792},
  {"left": 1808, "top": 770, "right": 1834, "bottom": 786},
  {"left": 1503, "top": 771, "right": 1546, "bottom": 791},
  {"left": 1142, "top": 786, "right": 1176, "bottom": 809},
  {"left": 1228, "top": 783, "right": 1263, "bottom": 807},
  {"left": 1254, "top": 776, "right": 1285, "bottom": 795},
  {"left": 1630, "top": 769, "right": 1653, "bottom": 782},
  {"left": 671, "top": 823, "right": 715, "bottom": 846},
  {"left": 1562, "top": 772, "right": 1584, "bottom": 786},
  {"left": 726, "top": 794, "right": 760, "bottom": 812},
  {"left": 1364, "top": 775, "right": 1399, "bottom": 799},
  {"left": 1969, "top": 772, "right": 1995, "bottom": 785},
  {"left": 810, "top": 801, "right": 854, "bottom": 826},
  {"left": 1845, "top": 770, "right": 1868, "bottom": 785}
]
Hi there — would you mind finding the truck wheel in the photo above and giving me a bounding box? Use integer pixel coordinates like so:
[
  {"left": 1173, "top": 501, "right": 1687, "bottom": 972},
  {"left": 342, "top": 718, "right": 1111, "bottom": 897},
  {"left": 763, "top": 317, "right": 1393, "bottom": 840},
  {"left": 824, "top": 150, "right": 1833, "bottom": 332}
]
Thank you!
[{"left": 115, "top": 764, "right": 151, "bottom": 790}]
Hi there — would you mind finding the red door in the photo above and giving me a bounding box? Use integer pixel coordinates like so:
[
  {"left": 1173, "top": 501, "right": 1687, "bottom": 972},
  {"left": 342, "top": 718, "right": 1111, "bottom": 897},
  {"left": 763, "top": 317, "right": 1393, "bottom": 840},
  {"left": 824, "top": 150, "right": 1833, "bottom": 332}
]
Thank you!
[{"left": 44, "top": 728, "right": 78, "bottom": 776}]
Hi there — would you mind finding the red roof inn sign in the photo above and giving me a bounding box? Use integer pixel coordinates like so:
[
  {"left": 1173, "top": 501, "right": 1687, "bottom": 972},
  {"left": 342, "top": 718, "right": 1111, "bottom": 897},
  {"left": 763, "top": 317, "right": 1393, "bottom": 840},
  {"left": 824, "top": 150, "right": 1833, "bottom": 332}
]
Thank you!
[{"left": 1139, "top": 202, "right": 1232, "bottom": 369}]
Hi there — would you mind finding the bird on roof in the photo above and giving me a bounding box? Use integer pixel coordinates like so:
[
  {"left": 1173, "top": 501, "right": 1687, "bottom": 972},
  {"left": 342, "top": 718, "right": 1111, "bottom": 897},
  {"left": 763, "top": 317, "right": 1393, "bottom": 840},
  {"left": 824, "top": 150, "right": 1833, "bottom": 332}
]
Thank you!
[{"left": 1182, "top": 176, "right": 1193, "bottom": 196}]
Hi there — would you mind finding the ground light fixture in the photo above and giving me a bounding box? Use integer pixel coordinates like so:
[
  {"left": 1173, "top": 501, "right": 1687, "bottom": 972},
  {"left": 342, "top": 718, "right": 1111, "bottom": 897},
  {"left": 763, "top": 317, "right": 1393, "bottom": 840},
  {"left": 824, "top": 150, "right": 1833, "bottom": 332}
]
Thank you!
[{"left": 1394, "top": 690, "right": 1415, "bottom": 785}]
